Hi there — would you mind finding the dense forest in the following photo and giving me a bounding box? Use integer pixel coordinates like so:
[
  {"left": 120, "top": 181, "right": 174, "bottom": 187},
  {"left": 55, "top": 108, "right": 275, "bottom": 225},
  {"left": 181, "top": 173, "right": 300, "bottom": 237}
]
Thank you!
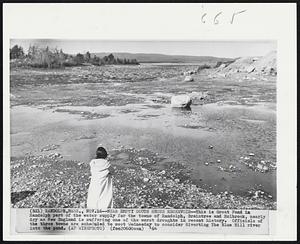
[{"left": 10, "top": 45, "right": 139, "bottom": 68}]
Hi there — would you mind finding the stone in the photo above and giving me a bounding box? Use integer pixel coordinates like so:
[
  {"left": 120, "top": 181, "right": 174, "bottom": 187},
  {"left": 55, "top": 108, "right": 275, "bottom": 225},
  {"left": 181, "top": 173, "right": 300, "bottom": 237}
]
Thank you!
[
  {"left": 184, "top": 75, "right": 194, "bottom": 82},
  {"left": 254, "top": 191, "right": 260, "bottom": 198},
  {"left": 190, "top": 91, "right": 208, "bottom": 101},
  {"left": 247, "top": 66, "right": 255, "bottom": 73},
  {"left": 257, "top": 163, "right": 264, "bottom": 171},
  {"left": 184, "top": 70, "right": 194, "bottom": 76},
  {"left": 171, "top": 95, "right": 192, "bottom": 108}
]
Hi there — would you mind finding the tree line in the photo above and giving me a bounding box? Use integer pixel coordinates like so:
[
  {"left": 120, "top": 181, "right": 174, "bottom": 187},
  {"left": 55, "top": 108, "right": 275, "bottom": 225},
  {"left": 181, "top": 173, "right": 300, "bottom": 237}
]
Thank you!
[{"left": 10, "top": 45, "right": 139, "bottom": 68}]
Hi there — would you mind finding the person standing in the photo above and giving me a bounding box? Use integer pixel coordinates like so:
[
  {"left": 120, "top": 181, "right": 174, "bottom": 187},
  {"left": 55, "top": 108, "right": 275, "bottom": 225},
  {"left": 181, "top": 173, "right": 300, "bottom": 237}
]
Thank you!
[{"left": 87, "top": 147, "right": 113, "bottom": 209}]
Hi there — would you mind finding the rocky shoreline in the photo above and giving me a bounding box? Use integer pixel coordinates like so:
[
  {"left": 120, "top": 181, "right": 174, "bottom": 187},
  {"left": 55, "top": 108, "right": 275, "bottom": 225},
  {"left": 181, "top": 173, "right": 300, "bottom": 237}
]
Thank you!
[{"left": 11, "top": 147, "right": 276, "bottom": 209}]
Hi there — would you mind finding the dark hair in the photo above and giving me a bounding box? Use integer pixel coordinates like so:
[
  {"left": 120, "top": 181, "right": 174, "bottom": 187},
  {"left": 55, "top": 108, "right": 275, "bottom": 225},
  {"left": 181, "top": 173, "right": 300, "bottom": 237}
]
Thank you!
[{"left": 96, "top": 147, "right": 108, "bottom": 159}]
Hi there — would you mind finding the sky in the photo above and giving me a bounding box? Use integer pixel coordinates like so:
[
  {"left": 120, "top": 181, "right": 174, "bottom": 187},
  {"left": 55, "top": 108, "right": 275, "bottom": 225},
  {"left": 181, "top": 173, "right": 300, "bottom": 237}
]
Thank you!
[{"left": 10, "top": 39, "right": 276, "bottom": 58}]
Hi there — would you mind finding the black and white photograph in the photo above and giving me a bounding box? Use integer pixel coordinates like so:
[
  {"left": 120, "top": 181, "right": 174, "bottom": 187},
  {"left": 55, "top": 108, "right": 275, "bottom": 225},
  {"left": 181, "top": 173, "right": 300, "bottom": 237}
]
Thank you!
[
  {"left": 3, "top": 3, "right": 297, "bottom": 240},
  {"left": 10, "top": 40, "right": 277, "bottom": 210}
]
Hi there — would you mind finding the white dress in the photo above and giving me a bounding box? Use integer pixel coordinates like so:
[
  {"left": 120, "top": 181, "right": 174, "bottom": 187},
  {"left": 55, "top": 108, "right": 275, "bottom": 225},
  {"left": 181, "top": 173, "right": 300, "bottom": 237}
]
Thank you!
[{"left": 87, "top": 159, "right": 113, "bottom": 209}]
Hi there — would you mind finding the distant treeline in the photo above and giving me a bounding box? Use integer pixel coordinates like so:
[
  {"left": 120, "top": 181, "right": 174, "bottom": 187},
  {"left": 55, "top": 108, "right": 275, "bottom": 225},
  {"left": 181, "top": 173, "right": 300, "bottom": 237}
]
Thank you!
[{"left": 10, "top": 45, "right": 139, "bottom": 68}]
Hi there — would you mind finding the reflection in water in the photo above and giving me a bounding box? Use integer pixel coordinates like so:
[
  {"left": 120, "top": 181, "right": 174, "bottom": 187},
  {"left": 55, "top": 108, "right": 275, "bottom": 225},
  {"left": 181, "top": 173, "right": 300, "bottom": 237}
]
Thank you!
[{"left": 171, "top": 106, "right": 192, "bottom": 115}]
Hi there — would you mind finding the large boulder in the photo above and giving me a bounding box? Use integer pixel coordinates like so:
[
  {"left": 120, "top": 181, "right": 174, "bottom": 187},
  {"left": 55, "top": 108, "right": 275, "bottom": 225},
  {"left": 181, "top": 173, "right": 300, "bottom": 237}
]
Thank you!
[
  {"left": 184, "top": 75, "right": 194, "bottom": 82},
  {"left": 171, "top": 95, "right": 192, "bottom": 108}
]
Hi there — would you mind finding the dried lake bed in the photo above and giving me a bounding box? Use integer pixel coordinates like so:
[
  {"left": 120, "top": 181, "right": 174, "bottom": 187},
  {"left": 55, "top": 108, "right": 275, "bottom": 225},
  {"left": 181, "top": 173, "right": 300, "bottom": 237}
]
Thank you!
[{"left": 10, "top": 64, "right": 276, "bottom": 209}]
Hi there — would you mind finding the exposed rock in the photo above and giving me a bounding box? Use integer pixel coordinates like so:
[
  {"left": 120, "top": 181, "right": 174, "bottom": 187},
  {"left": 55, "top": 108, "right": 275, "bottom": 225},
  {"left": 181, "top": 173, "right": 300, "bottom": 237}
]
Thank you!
[
  {"left": 189, "top": 91, "right": 208, "bottom": 100},
  {"left": 254, "top": 51, "right": 277, "bottom": 74},
  {"left": 215, "top": 51, "right": 276, "bottom": 76},
  {"left": 184, "top": 75, "right": 194, "bottom": 82},
  {"left": 183, "top": 70, "right": 195, "bottom": 76},
  {"left": 171, "top": 95, "right": 192, "bottom": 108},
  {"left": 247, "top": 66, "right": 255, "bottom": 73}
]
